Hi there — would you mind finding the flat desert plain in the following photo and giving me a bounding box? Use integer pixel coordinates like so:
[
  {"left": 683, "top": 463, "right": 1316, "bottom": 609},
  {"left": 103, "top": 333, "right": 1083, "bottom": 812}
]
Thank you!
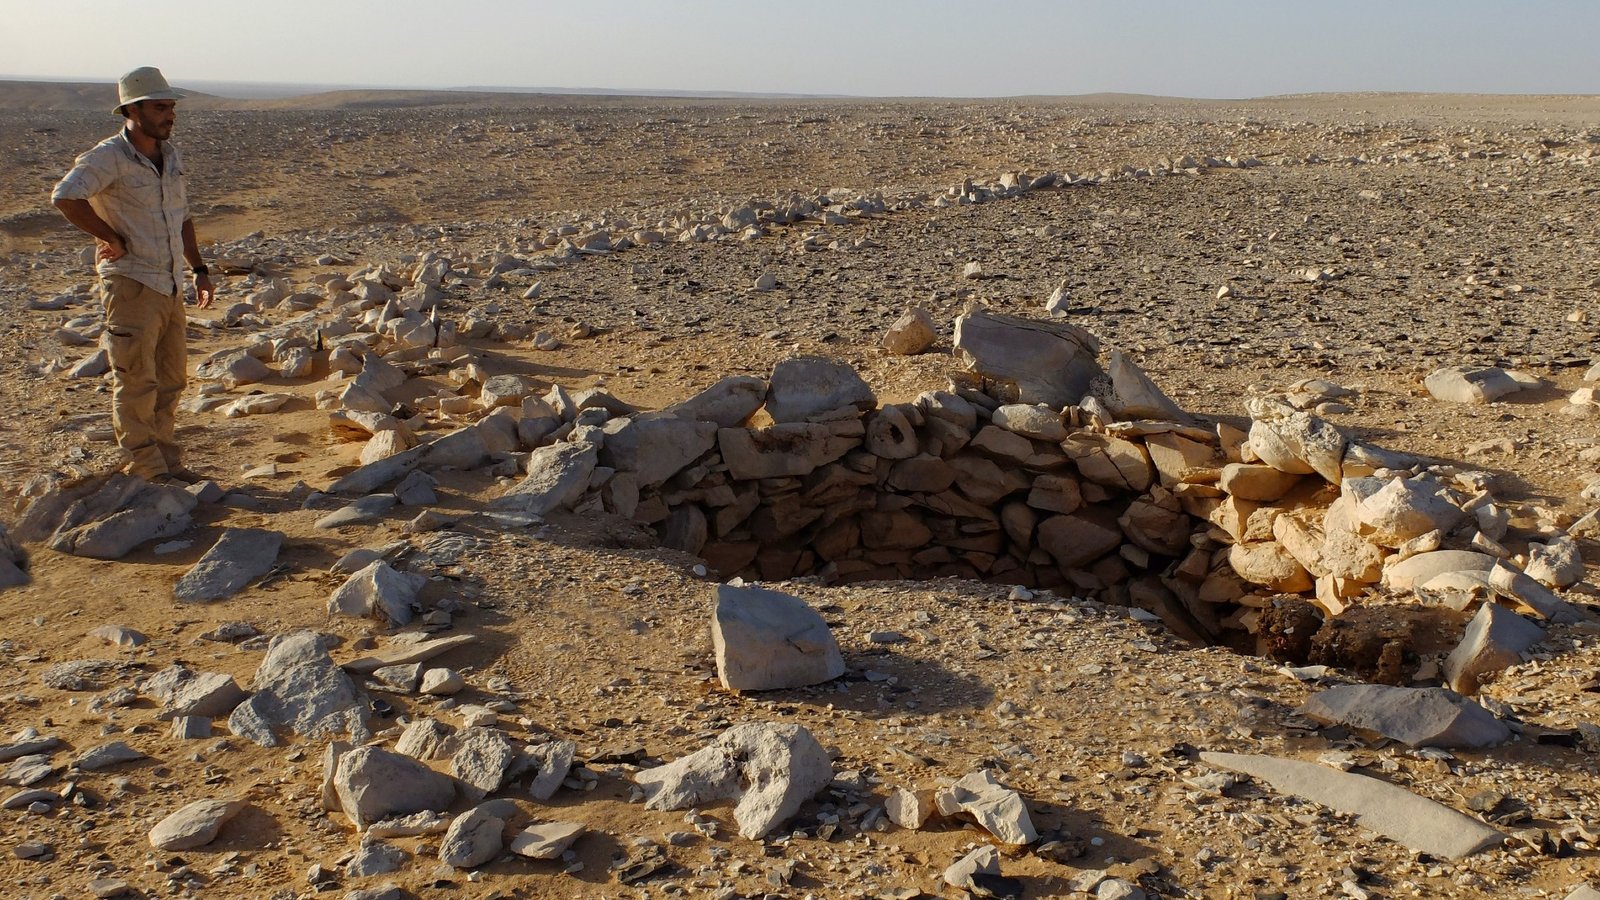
[{"left": 1, "top": 82, "right": 1600, "bottom": 899}]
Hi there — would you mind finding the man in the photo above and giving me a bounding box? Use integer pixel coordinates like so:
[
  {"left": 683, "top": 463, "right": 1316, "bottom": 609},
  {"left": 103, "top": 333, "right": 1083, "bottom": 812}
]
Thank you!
[{"left": 52, "top": 66, "right": 214, "bottom": 483}]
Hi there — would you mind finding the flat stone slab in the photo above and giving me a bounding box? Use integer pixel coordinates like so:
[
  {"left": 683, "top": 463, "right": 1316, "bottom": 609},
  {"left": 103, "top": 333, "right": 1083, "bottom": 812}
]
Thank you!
[
  {"left": 492, "top": 443, "right": 597, "bottom": 515},
  {"left": 148, "top": 798, "right": 246, "bottom": 850},
  {"left": 72, "top": 741, "right": 146, "bottom": 771},
  {"left": 173, "top": 528, "right": 283, "bottom": 602},
  {"left": 316, "top": 494, "right": 398, "bottom": 529},
  {"left": 508, "top": 821, "right": 585, "bottom": 859},
  {"left": 1301, "top": 684, "right": 1511, "bottom": 748},
  {"left": 1201, "top": 751, "right": 1503, "bottom": 859},
  {"left": 342, "top": 633, "right": 478, "bottom": 674}
]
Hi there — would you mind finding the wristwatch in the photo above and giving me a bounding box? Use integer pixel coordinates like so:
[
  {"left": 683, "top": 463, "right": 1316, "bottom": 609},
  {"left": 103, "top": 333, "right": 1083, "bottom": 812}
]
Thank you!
[{"left": 191, "top": 264, "right": 210, "bottom": 276}]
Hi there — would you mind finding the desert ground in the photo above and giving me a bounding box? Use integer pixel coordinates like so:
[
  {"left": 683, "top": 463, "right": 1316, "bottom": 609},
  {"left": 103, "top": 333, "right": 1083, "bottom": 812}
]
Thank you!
[{"left": 1, "top": 81, "right": 1600, "bottom": 900}]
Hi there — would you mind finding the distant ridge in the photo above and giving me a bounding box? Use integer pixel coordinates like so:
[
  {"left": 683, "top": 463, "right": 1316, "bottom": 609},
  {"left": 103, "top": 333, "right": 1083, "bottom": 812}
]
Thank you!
[
  {"left": 0, "top": 78, "right": 1596, "bottom": 114},
  {"left": 452, "top": 85, "right": 842, "bottom": 100}
]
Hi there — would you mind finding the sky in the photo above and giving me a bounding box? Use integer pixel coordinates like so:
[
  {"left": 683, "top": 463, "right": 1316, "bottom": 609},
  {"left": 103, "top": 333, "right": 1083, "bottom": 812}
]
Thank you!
[{"left": 3, "top": 0, "right": 1597, "bottom": 99}]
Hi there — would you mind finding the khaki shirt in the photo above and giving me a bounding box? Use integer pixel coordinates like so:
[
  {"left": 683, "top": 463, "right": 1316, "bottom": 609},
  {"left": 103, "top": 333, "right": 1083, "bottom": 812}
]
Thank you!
[{"left": 52, "top": 130, "right": 190, "bottom": 296}]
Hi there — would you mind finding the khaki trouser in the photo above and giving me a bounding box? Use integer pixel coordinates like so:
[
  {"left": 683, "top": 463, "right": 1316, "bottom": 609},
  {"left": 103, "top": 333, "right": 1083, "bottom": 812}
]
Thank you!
[{"left": 102, "top": 275, "right": 187, "bottom": 478}]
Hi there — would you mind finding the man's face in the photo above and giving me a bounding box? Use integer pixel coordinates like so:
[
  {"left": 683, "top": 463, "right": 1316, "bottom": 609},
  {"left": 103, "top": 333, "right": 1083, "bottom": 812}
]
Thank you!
[{"left": 127, "top": 100, "right": 177, "bottom": 142}]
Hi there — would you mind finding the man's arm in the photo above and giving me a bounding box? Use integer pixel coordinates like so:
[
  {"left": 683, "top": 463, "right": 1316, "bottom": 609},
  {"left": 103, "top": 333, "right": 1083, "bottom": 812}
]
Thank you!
[
  {"left": 52, "top": 197, "right": 126, "bottom": 262},
  {"left": 181, "top": 218, "right": 213, "bottom": 309}
]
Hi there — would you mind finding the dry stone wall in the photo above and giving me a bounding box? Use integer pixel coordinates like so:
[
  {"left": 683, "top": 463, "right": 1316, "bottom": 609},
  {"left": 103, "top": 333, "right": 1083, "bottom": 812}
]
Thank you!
[
  {"left": 118, "top": 240, "right": 1582, "bottom": 667},
  {"left": 552, "top": 359, "right": 1235, "bottom": 647}
]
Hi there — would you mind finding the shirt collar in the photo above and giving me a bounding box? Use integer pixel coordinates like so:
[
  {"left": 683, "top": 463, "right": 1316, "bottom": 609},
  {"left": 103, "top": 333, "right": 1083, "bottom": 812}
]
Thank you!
[{"left": 116, "top": 128, "right": 173, "bottom": 172}]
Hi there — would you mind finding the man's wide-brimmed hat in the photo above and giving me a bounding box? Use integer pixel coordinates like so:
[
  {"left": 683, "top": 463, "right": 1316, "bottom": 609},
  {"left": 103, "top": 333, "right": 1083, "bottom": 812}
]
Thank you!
[{"left": 115, "top": 66, "right": 185, "bottom": 113}]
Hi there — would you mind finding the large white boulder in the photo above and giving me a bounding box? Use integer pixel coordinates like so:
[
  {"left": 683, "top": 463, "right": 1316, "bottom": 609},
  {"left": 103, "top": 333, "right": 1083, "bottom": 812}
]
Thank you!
[{"left": 712, "top": 584, "right": 844, "bottom": 691}]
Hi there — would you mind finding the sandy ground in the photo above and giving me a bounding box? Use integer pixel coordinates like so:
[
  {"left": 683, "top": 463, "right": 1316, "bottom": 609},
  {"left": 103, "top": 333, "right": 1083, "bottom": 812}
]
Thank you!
[{"left": 2, "top": 82, "right": 1600, "bottom": 899}]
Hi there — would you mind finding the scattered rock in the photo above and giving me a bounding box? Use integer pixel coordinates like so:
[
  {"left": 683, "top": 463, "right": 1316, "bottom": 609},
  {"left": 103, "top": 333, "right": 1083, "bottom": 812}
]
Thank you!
[
  {"left": 72, "top": 741, "right": 145, "bottom": 770},
  {"left": 172, "top": 528, "right": 283, "bottom": 602},
  {"left": 1200, "top": 751, "right": 1503, "bottom": 859},
  {"left": 508, "top": 820, "right": 585, "bottom": 859},
  {"left": 942, "top": 844, "right": 1000, "bottom": 889},
  {"left": 493, "top": 442, "right": 598, "bottom": 514},
  {"left": 711, "top": 583, "right": 845, "bottom": 691},
  {"left": 419, "top": 667, "right": 465, "bottom": 695},
  {"left": 885, "top": 786, "right": 935, "bottom": 829},
  {"left": 882, "top": 308, "right": 937, "bottom": 355},
  {"left": 144, "top": 665, "right": 248, "bottom": 720},
  {"left": 315, "top": 493, "right": 398, "bottom": 529},
  {"left": 1425, "top": 366, "right": 1525, "bottom": 404},
  {"left": 148, "top": 798, "right": 246, "bottom": 850},
  {"left": 88, "top": 624, "right": 147, "bottom": 647},
  {"left": 934, "top": 769, "right": 1037, "bottom": 845},
  {"left": 328, "top": 560, "right": 426, "bottom": 626},
  {"left": 36, "top": 474, "right": 197, "bottom": 560},
  {"left": 334, "top": 746, "right": 458, "bottom": 830},
  {"left": 954, "top": 306, "right": 1102, "bottom": 407},
  {"left": 1301, "top": 684, "right": 1511, "bottom": 748},
  {"left": 228, "top": 631, "right": 368, "bottom": 746},
  {"left": 439, "top": 804, "right": 506, "bottom": 868},
  {"left": 1444, "top": 602, "right": 1545, "bottom": 694},
  {"left": 451, "top": 726, "right": 519, "bottom": 800},
  {"left": 525, "top": 739, "right": 576, "bottom": 801},
  {"left": 636, "top": 721, "right": 833, "bottom": 839}
]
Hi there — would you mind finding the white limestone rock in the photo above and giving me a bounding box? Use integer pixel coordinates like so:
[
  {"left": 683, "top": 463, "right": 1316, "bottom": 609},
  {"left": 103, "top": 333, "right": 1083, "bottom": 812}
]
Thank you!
[
  {"left": 1200, "top": 751, "right": 1502, "bottom": 859},
  {"left": 1444, "top": 602, "right": 1545, "bottom": 694},
  {"left": 1488, "top": 561, "right": 1586, "bottom": 624},
  {"left": 1245, "top": 397, "right": 1345, "bottom": 483},
  {"left": 599, "top": 416, "right": 719, "bottom": 487},
  {"left": 525, "top": 739, "right": 576, "bottom": 802},
  {"left": 1384, "top": 550, "right": 1497, "bottom": 593},
  {"left": 953, "top": 306, "right": 1102, "bottom": 408},
  {"left": 882, "top": 308, "right": 937, "bottom": 355},
  {"left": 228, "top": 631, "right": 367, "bottom": 747},
  {"left": 144, "top": 665, "right": 247, "bottom": 720},
  {"left": 658, "top": 375, "right": 768, "bottom": 427},
  {"left": 885, "top": 787, "right": 935, "bottom": 829},
  {"left": 328, "top": 560, "right": 426, "bottom": 626},
  {"left": 394, "top": 718, "right": 455, "bottom": 762},
  {"left": 635, "top": 721, "right": 833, "bottom": 839},
  {"left": 148, "top": 798, "right": 246, "bottom": 850},
  {"left": 1424, "top": 366, "right": 1524, "bottom": 404},
  {"left": 933, "top": 770, "right": 1038, "bottom": 845},
  {"left": 763, "top": 356, "right": 876, "bottom": 423},
  {"left": 1301, "top": 684, "right": 1511, "bottom": 748},
  {"left": 712, "top": 584, "right": 844, "bottom": 692},
  {"left": 1102, "top": 350, "right": 1187, "bottom": 421},
  {"left": 419, "top": 668, "right": 465, "bottom": 696},
  {"left": 991, "top": 404, "right": 1067, "bottom": 442},
  {"left": 492, "top": 443, "right": 598, "bottom": 515},
  {"left": 942, "top": 844, "right": 1001, "bottom": 889},
  {"left": 172, "top": 528, "right": 282, "bottom": 602},
  {"left": 450, "top": 727, "right": 519, "bottom": 800},
  {"left": 508, "top": 821, "right": 585, "bottom": 859},
  {"left": 334, "top": 746, "right": 457, "bottom": 830},
  {"left": 1356, "top": 477, "right": 1464, "bottom": 548},
  {"left": 438, "top": 804, "right": 506, "bottom": 869},
  {"left": 1525, "top": 535, "right": 1585, "bottom": 588}
]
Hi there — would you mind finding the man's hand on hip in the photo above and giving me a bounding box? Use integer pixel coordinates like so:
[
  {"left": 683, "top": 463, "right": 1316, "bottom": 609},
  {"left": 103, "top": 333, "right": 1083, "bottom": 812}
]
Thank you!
[{"left": 96, "top": 235, "right": 127, "bottom": 262}]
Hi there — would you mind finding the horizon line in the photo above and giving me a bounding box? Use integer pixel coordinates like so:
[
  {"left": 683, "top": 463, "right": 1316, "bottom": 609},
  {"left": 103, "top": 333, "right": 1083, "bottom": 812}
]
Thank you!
[{"left": 3, "top": 75, "right": 1600, "bottom": 104}]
